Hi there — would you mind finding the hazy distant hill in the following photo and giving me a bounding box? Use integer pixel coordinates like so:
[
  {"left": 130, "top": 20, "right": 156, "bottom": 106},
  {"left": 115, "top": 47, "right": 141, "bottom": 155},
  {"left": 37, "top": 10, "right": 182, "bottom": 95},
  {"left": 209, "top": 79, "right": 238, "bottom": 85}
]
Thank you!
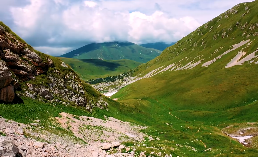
[
  {"left": 140, "top": 42, "right": 176, "bottom": 51},
  {"left": 60, "top": 42, "right": 161, "bottom": 63}
]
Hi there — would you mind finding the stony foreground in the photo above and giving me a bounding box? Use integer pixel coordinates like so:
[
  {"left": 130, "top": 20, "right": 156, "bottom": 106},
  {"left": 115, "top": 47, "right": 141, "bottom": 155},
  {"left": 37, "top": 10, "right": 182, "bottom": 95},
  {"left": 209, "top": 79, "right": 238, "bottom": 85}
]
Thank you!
[{"left": 0, "top": 113, "right": 152, "bottom": 157}]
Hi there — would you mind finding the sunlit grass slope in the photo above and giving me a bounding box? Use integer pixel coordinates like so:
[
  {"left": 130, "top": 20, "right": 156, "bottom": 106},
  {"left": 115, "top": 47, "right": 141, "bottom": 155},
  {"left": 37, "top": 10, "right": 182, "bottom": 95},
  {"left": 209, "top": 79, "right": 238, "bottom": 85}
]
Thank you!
[{"left": 102, "top": 1, "right": 258, "bottom": 156}]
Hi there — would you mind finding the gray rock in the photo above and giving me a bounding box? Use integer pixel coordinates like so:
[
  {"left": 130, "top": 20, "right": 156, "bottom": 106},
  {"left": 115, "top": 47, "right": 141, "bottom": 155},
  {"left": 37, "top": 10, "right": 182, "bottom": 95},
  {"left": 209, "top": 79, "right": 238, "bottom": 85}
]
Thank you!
[
  {"left": 33, "top": 141, "right": 44, "bottom": 149},
  {"left": 61, "top": 62, "right": 68, "bottom": 68},
  {"left": 0, "top": 25, "right": 5, "bottom": 34},
  {"left": 111, "top": 142, "right": 120, "bottom": 148},
  {"left": 101, "top": 143, "right": 112, "bottom": 150},
  {"left": 40, "top": 90, "right": 53, "bottom": 100},
  {"left": 0, "top": 60, "right": 13, "bottom": 89},
  {"left": 118, "top": 145, "right": 125, "bottom": 149},
  {"left": 22, "top": 48, "right": 42, "bottom": 63}
]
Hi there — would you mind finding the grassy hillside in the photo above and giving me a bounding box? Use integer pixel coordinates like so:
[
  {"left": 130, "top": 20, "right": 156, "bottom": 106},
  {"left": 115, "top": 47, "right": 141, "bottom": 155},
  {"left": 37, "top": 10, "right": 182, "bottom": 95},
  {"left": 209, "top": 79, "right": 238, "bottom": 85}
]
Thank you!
[
  {"left": 88, "top": 1, "right": 258, "bottom": 156},
  {"left": 60, "top": 42, "right": 161, "bottom": 63},
  {"left": 60, "top": 57, "right": 141, "bottom": 81}
]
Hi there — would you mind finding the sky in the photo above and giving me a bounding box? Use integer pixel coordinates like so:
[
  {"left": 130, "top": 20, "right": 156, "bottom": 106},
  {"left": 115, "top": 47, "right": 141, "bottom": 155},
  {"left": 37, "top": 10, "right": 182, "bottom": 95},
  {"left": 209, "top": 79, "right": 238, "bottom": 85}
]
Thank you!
[{"left": 0, "top": 0, "right": 254, "bottom": 56}]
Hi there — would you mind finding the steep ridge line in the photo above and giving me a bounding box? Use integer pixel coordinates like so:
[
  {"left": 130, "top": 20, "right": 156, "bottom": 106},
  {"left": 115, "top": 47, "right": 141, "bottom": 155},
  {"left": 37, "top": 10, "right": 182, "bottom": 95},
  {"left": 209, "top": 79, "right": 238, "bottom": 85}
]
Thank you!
[{"left": 96, "top": 39, "right": 258, "bottom": 97}]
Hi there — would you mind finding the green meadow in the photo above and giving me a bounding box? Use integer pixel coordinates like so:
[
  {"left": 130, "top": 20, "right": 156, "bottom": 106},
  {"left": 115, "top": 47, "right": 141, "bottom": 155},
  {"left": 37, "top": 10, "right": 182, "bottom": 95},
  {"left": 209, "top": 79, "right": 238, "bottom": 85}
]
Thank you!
[{"left": 60, "top": 57, "right": 141, "bottom": 81}]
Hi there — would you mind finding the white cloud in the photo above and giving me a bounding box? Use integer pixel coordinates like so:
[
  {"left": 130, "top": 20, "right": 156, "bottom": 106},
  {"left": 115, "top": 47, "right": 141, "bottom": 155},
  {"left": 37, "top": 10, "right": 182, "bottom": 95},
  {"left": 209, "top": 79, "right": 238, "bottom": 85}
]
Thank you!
[
  {"left": 54, "top": 0, "right": 68, "bottom": 5},
  {"left": 1, "top": 0, "right": 254, "bottom": 56},
  {"left": 128, "top": 11, "right": 200, "bottom": 44},
  {"left": 34, "top": 46, "right": 73, "bottom": 56},
  {"left": 84, "top": 1, "right": 97, "bottom": 8},
  {"left": 10, "top": 0, "right": 45, "bottom": 29}
]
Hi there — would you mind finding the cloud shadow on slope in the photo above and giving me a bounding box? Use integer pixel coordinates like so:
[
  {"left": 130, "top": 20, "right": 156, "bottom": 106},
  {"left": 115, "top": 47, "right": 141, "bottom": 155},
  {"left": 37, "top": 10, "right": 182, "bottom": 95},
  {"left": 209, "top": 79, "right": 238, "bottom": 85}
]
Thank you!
[{"left": 80, "top": 59, "right": 120, "bottom": 71}]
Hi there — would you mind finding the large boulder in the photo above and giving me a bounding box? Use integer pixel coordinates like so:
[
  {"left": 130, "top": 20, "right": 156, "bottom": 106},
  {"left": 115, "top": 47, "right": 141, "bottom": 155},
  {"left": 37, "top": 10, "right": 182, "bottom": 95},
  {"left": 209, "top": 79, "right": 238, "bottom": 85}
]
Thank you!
[{"left": 0, "top": 85, "right": 15, "bottom": 103}]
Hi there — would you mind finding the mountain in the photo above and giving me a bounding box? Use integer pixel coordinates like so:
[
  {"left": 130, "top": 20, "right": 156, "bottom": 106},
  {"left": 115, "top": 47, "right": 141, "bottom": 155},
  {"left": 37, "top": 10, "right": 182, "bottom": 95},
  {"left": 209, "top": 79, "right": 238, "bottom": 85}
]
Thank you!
[
  {"left": 60, "top": 57, "right": 141, "bottom": 81},
  {"left": 90, "top": 1, "right": 258, "bottom": 155},
  {"left": 140, "top": 42, "right": 176, "bottom": 51},
  {"left": 60, "top": 41, "right": 161, "bottom": 63},
  {"left": 0, "top": 21, "right": 160, "bottom": 157},
  {"left": 0, "top": 21, "right": 106, "bottom": 109}
]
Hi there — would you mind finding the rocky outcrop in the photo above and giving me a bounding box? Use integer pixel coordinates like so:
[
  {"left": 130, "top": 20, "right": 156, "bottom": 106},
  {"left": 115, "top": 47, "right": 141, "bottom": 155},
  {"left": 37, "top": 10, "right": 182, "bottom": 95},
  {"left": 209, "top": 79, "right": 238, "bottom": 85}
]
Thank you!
[
  {"left": 0, "top": 22, "right": 106, "bottom": 109},
  {"left": 0, "top": 139, "right": 22, "bottom": 157},
  {"left": 0, "top": 23, "right": 53, "bottom": 103}
]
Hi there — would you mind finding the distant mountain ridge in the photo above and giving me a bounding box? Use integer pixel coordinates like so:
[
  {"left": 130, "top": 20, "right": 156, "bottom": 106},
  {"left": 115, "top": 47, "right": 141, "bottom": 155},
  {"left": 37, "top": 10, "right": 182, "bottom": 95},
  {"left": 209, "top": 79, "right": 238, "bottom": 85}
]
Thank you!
[
  {"left": 60, "top": 41, "right": 161, "bottom": 63},
  {"left": 140, "top": 42, "right": 176, "bottom": 51}
]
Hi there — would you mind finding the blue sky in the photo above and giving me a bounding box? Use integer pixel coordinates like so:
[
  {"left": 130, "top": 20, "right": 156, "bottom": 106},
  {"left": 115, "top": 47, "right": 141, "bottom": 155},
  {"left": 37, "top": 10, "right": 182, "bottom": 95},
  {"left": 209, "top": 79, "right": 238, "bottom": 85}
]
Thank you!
[{"left": 0, "top": 0, "right": 254, "bottom": 56}]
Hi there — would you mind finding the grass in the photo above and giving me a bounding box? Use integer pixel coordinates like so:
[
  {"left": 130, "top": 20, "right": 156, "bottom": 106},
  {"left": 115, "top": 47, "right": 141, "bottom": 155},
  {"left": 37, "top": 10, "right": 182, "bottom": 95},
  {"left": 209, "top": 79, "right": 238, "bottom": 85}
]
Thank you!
[
  {"left": 60, "top": 57, "right": 141, "bottom": 81},
  {"left": 107, "top": 83, "right": 258, "bottom": 156},
  {"left": 0, "top": 97, "right": 91, "bottom": 125},
  {"left": 0, "top": 131, "right": 6, "bottom": 136}
]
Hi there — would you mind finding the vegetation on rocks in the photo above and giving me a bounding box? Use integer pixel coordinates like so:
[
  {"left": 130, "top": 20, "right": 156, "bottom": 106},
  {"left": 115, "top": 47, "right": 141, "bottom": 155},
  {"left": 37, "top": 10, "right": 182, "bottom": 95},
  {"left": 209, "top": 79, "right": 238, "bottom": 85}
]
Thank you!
[{"left": 0, "top": 21, "right": 107, "bottom": 110}]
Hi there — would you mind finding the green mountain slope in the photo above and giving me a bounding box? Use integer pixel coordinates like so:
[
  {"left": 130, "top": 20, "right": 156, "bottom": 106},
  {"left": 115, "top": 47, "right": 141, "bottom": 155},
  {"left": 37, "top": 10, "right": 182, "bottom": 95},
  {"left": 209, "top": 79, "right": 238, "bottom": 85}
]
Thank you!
[
  {"left": 90, "top": 1, "right": 258, "bottom": 156},
  {"left": 140, "top": 42, "right": 176, "bottom": 51},
  {"left": 60, "top": 57, "right": 141, "bottom": 81},
  {"left": 60, "top": 42, "right": 161, "bottom": 63}
]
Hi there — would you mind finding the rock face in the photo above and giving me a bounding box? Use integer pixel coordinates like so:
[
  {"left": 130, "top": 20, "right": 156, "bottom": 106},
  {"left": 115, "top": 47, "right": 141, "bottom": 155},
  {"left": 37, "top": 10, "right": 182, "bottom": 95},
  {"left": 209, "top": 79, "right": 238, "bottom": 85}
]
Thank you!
[
  {"left": 0, "top": 60, "right": 15, "bottom": 102},
  {"left": 0, "top": 22, "right": 107, "bottom": 109}
]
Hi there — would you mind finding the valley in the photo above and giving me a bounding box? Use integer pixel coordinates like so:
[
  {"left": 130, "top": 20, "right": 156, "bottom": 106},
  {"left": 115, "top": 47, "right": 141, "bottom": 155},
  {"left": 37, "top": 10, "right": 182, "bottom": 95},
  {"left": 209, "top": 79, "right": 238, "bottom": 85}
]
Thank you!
[{"left": 1, "top": 0, "right": 258, "bottom": 156}]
